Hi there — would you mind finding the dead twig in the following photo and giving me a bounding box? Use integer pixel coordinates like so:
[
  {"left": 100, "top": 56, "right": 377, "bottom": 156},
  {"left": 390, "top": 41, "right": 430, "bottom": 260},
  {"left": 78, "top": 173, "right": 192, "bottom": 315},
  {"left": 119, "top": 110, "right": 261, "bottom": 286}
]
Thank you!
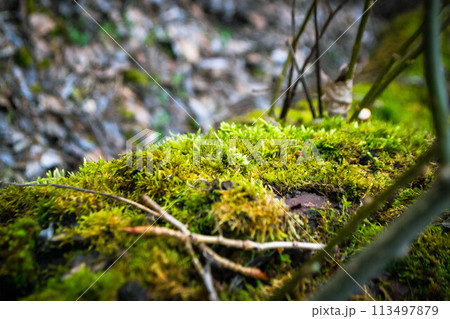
[
  {"left": 279, "top": 0, "right": 349, "bottom": 120},
  {"left": 313, "top": 0, "right": 323, "bottom": 117},
  {"left": 285, "top": 41, "right": 316, "bottom": 119},
  {"left": 124, "top": 225, "right": 326, "bottom": 251},
  {"left": 140, "top": 195, "right": 271, "bottom": 281},
  {"left": 185, "top": 241, "right": 219, "bottom": 301}
]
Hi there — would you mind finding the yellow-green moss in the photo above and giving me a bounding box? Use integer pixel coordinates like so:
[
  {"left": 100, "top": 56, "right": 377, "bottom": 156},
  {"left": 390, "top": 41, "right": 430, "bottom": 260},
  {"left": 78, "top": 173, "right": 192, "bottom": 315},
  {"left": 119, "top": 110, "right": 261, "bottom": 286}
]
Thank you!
[{"left": 0, "top": 118, "right": 445, "bottom": 300}]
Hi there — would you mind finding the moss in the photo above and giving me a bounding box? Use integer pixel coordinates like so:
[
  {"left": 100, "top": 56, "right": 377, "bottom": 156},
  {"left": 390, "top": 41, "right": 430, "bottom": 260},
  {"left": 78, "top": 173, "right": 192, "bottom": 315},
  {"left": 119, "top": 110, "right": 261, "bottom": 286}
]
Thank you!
[
  {"left": 390, "top": 225, "right": 450, "bottom": 300},
  {"left": 37, "top": 59, "right": 52, "bottom": 70},
  {"left": 0, "top": 118, "right": 445, "bottom": 300},
  {"left": 122, "top": 69, "right": 152, "bottom": 86},
  {"left": 14, "top": 47, "right": 33, "bottom": 67}
]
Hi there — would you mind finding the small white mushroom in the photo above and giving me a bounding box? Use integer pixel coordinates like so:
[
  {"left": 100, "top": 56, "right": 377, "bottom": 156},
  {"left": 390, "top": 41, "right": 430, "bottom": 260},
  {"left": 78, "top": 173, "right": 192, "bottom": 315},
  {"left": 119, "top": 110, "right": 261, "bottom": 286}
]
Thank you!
[{"left": 358, "top": 108, "right": 371, "bottom": 121}]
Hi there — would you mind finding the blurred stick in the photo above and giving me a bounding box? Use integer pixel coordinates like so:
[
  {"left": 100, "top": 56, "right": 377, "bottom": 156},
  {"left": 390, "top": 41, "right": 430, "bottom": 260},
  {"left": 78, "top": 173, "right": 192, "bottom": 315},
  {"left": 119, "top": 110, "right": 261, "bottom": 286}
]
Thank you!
[
  {"left": 279, "top": 0, "right": 349, "bottom": 120},
  {"left": 345, "top": 0, "right": 373, "bottom": 81},
  {"left": 286, "top": 41, "right": 316, "bottom": 119},
  {"left": 270, "top": 0, "right": 315, "bottom": 116},
  {"left": 185, "top": 241, "right": 219, "bottom": 301},
  {"left": 313, "top": 0, "right": 323, "bottom": 117}
]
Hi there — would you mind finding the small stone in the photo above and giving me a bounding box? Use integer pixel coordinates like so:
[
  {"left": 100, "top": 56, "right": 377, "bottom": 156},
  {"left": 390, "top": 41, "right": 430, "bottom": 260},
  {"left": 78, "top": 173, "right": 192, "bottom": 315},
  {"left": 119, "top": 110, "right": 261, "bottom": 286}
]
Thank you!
[
  {"left": 29, "top": 13, "right": 56, "bottom": 36},
  {"left": 177, "top": 39, "right": 200, "bottom": 63},
  {"left": 0, "top": 153, "right": 14, "bottom": 166},
  {"left": 117, "top": 281, "right": 151, "bottom": 301},
  {"left": 40, "top": 149, "right": 62, "bottom": 169},
  {"left": 25, "top": 161, "right": 44, "bottom": 179},
  {"left": 83, "top": 99, "right": 97, "bottom": 114},
  {"left": 39, "top": 95, "right": 64, "bottom": 113},
  {"left": 29, "top": 144, "right": 43, "bottom": 157},
  {"left": 198, "top": 58, "right": 229, "bottom": 75},
  {"left": 271, "top": 49, "right": 288, "bottom": 65}
]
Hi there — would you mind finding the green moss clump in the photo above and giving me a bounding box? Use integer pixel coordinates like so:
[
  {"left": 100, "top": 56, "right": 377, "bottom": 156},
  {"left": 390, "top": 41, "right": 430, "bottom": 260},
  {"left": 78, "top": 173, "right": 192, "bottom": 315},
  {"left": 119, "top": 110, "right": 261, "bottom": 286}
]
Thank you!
[
  {"left": 0, "top": 118, "right": 445, "bottom": 300},
  {"left": 122, "top": 69, "right": 153, "bottom": 86},
  {"left": 14, "top": 47, "right": 33, "bottom": 67}
]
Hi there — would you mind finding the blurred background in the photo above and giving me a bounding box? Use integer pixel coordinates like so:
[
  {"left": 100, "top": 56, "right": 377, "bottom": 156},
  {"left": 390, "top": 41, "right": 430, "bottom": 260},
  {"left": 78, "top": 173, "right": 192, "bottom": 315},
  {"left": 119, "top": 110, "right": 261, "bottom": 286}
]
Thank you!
[{"left": 0, "top": 0, "right": 425, "bottom": 182}]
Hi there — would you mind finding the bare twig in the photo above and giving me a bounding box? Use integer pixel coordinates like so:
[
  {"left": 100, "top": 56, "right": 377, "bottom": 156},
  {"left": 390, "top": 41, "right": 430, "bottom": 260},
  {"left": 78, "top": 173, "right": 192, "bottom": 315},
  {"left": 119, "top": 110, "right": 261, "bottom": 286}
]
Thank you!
[
  {"left": 345, "top": 0, "right": 373, "bottom": 80},
  {"left": 185, "top": 241, "right": 219, "bottom": 301},
  {"left": 270, "top": 0, "right": 315, "bottom": 116},
  {"left": 279, "top": 0, "right": 349, "bottom": 120},
  {"left": 286, "top": 41, "right": 316, "bottom": 118},
  {"left": 124, "top": 225, "right": 326, "bottom": 251},
  {"left": 200, "top": 243, "right": 269, "bottom": 281},
  {"left": 140, "top": 195, "right": 271, "bottom": 281},
  {"left": 313, "top": 0, "right": 323, "bottom": 117},
  {"left": 4, "top": 182, "right": 277, "bottom": 283}
]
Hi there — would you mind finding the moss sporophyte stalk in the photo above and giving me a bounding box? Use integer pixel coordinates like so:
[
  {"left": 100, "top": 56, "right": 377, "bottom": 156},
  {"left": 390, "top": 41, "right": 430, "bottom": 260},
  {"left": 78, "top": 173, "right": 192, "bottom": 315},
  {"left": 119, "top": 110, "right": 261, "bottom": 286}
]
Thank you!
[{"left": 0, "top": 118, "right": 447, "bottom": 300}]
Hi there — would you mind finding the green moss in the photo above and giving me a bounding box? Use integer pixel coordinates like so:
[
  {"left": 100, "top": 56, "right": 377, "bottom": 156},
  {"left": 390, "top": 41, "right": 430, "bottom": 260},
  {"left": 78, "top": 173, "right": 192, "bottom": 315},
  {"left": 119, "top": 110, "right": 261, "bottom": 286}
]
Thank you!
[
  {"left": 14, "top": 47, "right": 33, "bottom": 67},
  {"left": 122, "top": 69, "right": 152, "bottom": 86},
  {"left": 390, "top": 225, "right": 450, "bottom": 300},
  {"left": 0, "top": 118, "right": 444, "bottom": 300},
  {"left": 37, "top": 59, "right": 52, "bottom": 70}
]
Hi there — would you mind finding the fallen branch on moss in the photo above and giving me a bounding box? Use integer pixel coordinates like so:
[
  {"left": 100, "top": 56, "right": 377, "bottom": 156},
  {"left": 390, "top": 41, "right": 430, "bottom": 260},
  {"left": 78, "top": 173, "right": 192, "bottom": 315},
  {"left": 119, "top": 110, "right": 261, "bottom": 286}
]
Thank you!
[
  {"left": 4, "top": 182, "right": 323, "bottom": 296},
  {"left": 124, "top": 225, "right": 325, "bottom": 251},
  {"left": 140, "top": 195, "right": 269, "bottom": 281}
]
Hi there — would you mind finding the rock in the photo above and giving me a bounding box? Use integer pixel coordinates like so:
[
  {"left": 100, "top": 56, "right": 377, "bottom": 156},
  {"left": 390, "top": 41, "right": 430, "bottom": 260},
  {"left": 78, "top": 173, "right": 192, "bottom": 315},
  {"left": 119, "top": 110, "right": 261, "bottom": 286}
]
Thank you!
[
  {"left": 29, "top": 13, "right": 56, "bottom": 37},
  {"left": 40, "top": 149, "right": 62, "bottom": 169},
  {"left": 118, "top": 281, "right": 151, "bottom": 301},
  {"left": 198, "top": 58, "right": 229, "bottom": 77},
  {"left": 83, "top": 99, "right": 97, "bottom": 114},
  {"left": 39, "top": 95, "right": 64, "bottom": 113},
  {"left": 29, "top": 144, "right": 43, "bottom": 158},
  {"left": 285, "top": 192, "right": 328, "bottom": 211},
  {"left": 271, "top": 49, "right": 288, "bottom": 66},
  {"left": 189, "top": 97, "right": 211, "bottom": 129},
  {"left": 25, "top": 161, "right": 44, "bottom": 179},
  {"left": 177, "top": 39, "right": 200, "bottom": 63},
  {"left": 248, "top": 12, "right": 267, "bottom": 30},
  {"left": 103, "top": 121, "right": 125, "bottom": 150},
  {"left": 0, "top": 153, "right": 13, "bottom": 167},
  {"left": 45, "top": 120, "right": 67, "bottom": 140},
  {"left": 11, "top": 131, "right": 30, "bottom": 154}
]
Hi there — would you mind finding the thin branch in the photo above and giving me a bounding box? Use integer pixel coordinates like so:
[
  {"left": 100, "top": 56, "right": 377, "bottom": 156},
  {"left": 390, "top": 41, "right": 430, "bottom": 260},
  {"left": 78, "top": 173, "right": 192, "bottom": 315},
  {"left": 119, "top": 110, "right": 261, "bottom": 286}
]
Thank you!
[
  {"left": 313, "top": 0, "right": 323, "bottom": 117},
  {"left": 140, "top": 195, "right": 271, "bottom": 281},
  {"left": 185, "top": 241, "right": 219, "bottom": 301},
  {"left": 345, "top": 0, "right": 372, "bottom": 80},
  {"left": 285, "top": 41, "right": 316, "bottom": 118},
  {"left": 424, "top": 0, "right": 450, "bottom": 164},
  {"left": 269, "top": 0, "right": 315, "bottom": 116},
  {"left": 199, "top": 243, "right": 269, "bottom": 281},
  {"left": 279, "top": 0, "right": 349, "bottom": 120},
  {"left": 124, "top": 225, "right": 326, "bottom": 251}
]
